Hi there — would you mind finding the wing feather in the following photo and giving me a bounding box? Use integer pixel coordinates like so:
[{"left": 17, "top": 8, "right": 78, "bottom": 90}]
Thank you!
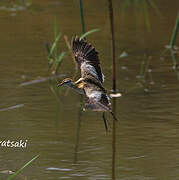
[{"left": 72, "top": 36, "right": 104, "bottom": 83}]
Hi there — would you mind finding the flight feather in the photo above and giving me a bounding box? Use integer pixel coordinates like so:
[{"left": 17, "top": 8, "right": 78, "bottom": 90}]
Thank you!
[{"left": 72, "top": 36, "right": 104, "bottom": 83}]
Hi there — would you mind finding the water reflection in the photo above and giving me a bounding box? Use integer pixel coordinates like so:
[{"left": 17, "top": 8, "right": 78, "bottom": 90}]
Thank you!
[
  {"left": 112, "top": 98, "right": 117, "bottom": 180},
  {"left": 73, "top": 95, "right": 83, "bottom": 164}
]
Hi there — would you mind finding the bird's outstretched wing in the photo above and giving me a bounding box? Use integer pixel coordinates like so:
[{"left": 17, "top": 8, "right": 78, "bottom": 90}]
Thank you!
[{"left": 72, "top": 36, "right": 104, "bottom": 83}]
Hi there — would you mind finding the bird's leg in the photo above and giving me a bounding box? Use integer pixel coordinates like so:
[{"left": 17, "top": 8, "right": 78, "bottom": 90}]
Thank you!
[
  {"left": 102, "top": 112, "right": 109, "bottom": 132},
  {"left": 74, "top": 78, "right": 84, "bottom": 85},
  {"left": 74, "top": 78, "right": 85, "bottom": 89},
  {"left": 110, "top": 111, "right": 118, "bottom": 121}
]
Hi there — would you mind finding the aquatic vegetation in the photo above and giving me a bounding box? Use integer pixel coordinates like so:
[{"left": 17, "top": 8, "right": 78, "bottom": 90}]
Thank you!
[
  {"left": 78, "top": 0, "right": 100, "bottom": 39},
  {"left": 169, "top": 11, "right": 179, "bottom": 49},
  {"left": 46, "top": 17, "right": 66, "bottom": 75},
  {"left": 7, "top": 154, "right": 39, "bottom": 180},
  {"left": 161, "top": 12, "right": 179, "bottom": 79},
  {"left": 46, "top": 14, "right": 99, "bottom": 76},
  {"left": 80, "top": 29, "right": 100, "bottom": 39},
  {"left": 79, "top": 0, "right": 85, "bottom": 34}
]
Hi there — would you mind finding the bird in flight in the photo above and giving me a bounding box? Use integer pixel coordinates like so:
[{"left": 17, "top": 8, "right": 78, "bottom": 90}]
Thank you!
[{"left": 58, "top": 36, "right": 117, "bottom": 130}]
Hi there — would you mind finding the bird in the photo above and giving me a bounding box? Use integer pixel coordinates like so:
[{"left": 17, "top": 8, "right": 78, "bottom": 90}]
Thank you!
[{"left": 58, "top": 36, "right": 117, "bottom": 131}]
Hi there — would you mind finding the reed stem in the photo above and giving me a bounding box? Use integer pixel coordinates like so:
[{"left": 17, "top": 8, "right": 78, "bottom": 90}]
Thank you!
[
  {"left": 7, "top": 155, "right": 39, "bottom": 180},
  {"left": 108, "top": 0, "right": 116, "bottom": 92},
  {"left": 108, "top": 1, "right": 117, "bottom": 179},
  {"left": 79, "top": 0, "right": 85, "bottom": 34},
  {"left": 169, "top": 11, "right": 179, "bottom": 49}
]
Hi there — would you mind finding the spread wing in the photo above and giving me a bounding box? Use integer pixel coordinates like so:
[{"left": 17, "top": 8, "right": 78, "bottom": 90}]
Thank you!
[{"left": 72, "top": 36, "right": 104, "bottom": 83}]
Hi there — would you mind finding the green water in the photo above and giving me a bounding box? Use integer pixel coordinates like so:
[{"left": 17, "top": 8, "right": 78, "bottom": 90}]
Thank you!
[{"left": 0, "top": 0, "right": 179, "bottom": 179}]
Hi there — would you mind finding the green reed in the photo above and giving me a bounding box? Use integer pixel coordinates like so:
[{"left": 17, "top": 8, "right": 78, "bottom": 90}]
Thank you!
[
  {"left": 79, "top": 0, "right": 85, "bottom": 34},
  {"left": 80, "top": 29, "right": 100, "bottom": 39},
  {"left": 169, "top": 11, "right": 179, "bottom": 49},
  {"left": 78, "top": 0, "right": 100, "bottom": 38},
  {"left": 7, "top": 154, "right": 39, "bottom": 180},
  {"left": 46, "top": 16, "right": 66, "bottom": 75}
]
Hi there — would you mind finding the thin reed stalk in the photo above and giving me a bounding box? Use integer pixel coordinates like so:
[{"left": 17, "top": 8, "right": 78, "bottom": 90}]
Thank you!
[
  {"left": 108, "top": 1, "right": 117, "bottom": 179},
  {"left": 169, "top": 11, "right": 179, "bottom": 49},
  {"left": 7, "top": 155, "right": 39, "bottom": 180},
  {"left": 64, "top": 35, "right": 78, "bottom": 72},
  {"left": 108, "top": 0, "right": 116, "bottom": 92},
  {"left": 79, "top": 0, "right": 85, "bottom": 34}
]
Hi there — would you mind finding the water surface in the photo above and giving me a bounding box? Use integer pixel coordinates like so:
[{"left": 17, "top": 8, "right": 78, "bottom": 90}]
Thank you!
[{"left": 0, "top": 0, "right": 179, "bottom": 179}]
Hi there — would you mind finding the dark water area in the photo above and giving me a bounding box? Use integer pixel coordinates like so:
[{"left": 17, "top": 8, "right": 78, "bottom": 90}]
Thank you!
[{"left": 0, "top": 0, "right": 179, "bottom": 179}]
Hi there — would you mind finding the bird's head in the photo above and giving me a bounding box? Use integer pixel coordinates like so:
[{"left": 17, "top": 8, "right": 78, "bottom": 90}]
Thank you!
[{"left": 57, "top": 78, "right": 73, "bottom": 87}]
